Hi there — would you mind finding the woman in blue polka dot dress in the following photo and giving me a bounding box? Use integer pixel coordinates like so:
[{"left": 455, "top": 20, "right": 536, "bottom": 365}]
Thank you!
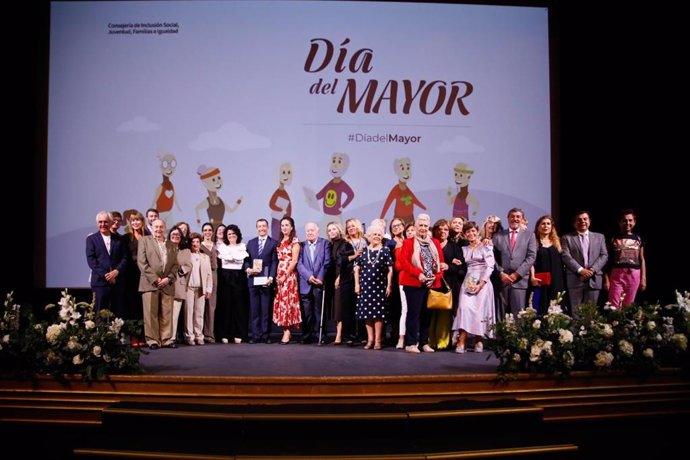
[{"left": 354, "top": 224, "right": 393, "bottom": 350}]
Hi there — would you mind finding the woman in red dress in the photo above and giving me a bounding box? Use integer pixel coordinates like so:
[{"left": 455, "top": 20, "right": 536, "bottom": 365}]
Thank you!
[{"left": 273, "top": 216, "right": 302, "bottom": 344}]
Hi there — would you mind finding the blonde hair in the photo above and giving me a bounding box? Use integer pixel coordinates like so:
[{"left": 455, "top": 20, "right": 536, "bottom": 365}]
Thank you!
[{"left": 534, "top": 215, "right": 561, "bottom": 252}]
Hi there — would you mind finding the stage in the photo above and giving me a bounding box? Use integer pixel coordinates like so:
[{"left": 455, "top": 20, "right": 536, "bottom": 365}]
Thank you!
[{"left": 2, "top": 341, "right": 689, "bottom": 458}]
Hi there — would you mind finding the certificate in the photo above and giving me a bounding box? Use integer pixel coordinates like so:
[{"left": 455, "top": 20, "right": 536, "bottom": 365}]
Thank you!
[{"left": 253, "top": 276, "right": 268, "bottom": 286}]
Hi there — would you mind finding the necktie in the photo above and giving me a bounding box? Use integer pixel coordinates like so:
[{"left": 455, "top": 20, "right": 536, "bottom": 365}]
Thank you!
[
  {"left": 258, "top": 238, "right": 265, "bottom": 256},
  {"left": 510, "top": 230, "right": 517, "bottom": 251},
  {"left": 580, "top": 233, "right": 589, "bottom": 268}
]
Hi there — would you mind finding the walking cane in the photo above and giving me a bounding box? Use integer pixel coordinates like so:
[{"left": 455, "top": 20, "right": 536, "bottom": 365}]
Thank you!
[{"left": 318, "top": 287, "right": 326, "bottom": 346}]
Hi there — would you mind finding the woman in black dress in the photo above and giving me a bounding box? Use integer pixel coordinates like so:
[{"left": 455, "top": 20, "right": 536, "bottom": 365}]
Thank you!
[{"left": 529, "top": 215, "right": 566, "bottom": 315}]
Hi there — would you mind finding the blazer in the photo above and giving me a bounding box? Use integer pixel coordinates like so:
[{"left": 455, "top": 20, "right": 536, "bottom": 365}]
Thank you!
[
  {"left": 137, "top": 235, "right": 179, "bottom": 294},
  {"left": 297, "top": 237, "right": 332, "bottom": 295},
  {"left": 562, "top": 231, "right": 608, "bottom": 289},
  {"left": 492, "top": 228, "right": 537, "bottom": 289},
  {"left": 174, "top": 249, "right": 213, "bottom": 299},
  {"left": 86, "top": 232, "right": 128, "bottom": 288},
  {"left": 395, "top": 237, "right": 445, "bottom": 289},
  {"left": 243, "top": 236, "right": 279, "bottom": 287}
]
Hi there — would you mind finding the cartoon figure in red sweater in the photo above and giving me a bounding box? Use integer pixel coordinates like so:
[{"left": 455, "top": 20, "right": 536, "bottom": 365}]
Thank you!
[
  {"left": 380, "top": 157, "right": 426, "bottom": 225},
  {"left": 305, "top": 152, "right": 355, "bottom": 225},
  {"left": 447, "top": 162, "right": 479, "bottom": 219},
  {"left": 151, "top": 153, "right": 181, "bottom": 227},
  {"left": 268, "top": 162, "right": 293, "bottom": 240}
]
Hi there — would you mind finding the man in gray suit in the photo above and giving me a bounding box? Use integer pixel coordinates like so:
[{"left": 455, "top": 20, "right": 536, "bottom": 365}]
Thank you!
[
  {"left": 137, "top": 219, "right": 179, "bottom": 349},
  {"left": 492, "top": 208, "right": 537, "bottom": 319},
  {"left": 562, "top": 211, "right": 608, "bottom": 316},
  {"left": 297, "top": 222, "right": 332, "bottom": 344}
]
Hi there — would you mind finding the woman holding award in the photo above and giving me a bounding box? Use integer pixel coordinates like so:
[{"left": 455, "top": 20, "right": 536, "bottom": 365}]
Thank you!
[{"left": 452, "top": 221, "right": 495, "bottom": 353}]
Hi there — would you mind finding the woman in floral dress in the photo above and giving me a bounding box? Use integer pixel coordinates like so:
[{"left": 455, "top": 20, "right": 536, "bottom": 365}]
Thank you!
[{"left": 273, "top": 216, "right": 301, "bottom": 344}]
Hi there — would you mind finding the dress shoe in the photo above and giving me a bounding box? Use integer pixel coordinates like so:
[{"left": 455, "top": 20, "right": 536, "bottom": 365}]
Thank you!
[
  {"left": 149, "top": 343, "right": 159, "bottom": 350},
  {"left": 264, "top": 337, "right": 273, "bottom": 344},
  {"left": 164, "top": 343, "right": 178, "bottom": 349},
  {"left": 405, "top": 345, "right": 421, "bottom": 354},
  {"left": 205, "top": 337, "right": 216, "bottom": 344}
]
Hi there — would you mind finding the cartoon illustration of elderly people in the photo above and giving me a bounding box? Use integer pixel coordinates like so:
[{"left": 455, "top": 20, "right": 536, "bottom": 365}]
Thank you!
[
  {"left": 195, "top": 164, "right": 242, "bottom": 226},
  {"left": 447, "top": 161, "right": 479, "bottom": 219},
  {"left": 305, "top": 152, "right": 355, "bottom": 225},
  {"left": 151, "top": 153, "right": 181, "bottom": 227},
  {"left": 380, "top": 157, "right": 426, "bottom": 225},
  {"left": 268, "top": 162, "right": 294, "bottom": 240}
]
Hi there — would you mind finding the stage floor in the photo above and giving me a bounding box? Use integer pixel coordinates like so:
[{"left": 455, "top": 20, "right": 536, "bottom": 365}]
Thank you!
[{"left": 139, "top": 340, "right": 499, "bottom": 377}]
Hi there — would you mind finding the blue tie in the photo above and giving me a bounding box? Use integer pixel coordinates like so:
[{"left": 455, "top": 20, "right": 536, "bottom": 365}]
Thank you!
[{"left": 258, "top": 238, "right": 265, "bottom": 256}]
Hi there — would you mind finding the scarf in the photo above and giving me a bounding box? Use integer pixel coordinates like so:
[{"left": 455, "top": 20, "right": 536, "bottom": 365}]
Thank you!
[{"left": 411, "top": 234, "right": 440, "bottom": 274}]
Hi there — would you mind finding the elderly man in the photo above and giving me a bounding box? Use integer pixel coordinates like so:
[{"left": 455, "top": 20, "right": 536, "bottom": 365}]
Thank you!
[
  {"left": 138, "top": 219, "right": 179, "bottom": 349},
  {"left": 297, "top": 222, "right": 331, "bottom": 344}
]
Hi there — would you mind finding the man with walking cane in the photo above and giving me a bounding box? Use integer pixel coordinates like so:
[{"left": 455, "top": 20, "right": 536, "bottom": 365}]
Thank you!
[{"left": 297, "top": 222, "right": 332, "bottom": 344}]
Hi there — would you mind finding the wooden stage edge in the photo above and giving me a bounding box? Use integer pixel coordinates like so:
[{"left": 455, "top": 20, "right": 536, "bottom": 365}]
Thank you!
[{"left": 2, "top": 368, "right": 689, "bottom": 426}]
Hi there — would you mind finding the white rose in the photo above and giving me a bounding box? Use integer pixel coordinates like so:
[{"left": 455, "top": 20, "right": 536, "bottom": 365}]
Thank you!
[
  {"left": 594, "top": 351, "right": 614, "bottom": 368},
  {"left": 618, "top": 340, "right": 633, "bottom": 357},
  {"left": 558, "top": 329, "right": 573, "bottom": 344},
  {"left": 45, "top": 324, "right": 63, "bottom": 343},
  {"left": 643, "top": 348, "right": 654, "bottom": 358},
  {"left": 512, "top": 353, "right": 521, "bottom": 362},
  {"left": 1, "top": 334, "right": 9, "bottom": 344},
  {"left": 532, "top": 320, "right": 541, "bottom": 329},
  {"left": 72, "top": 354, "right": 83, "bottom": 365},
  {"left": 92, "top": 345, "right": 102, "bottom": 357},
  {"left": 647, "top": 321, "right": 656, "bottom": 330},
  {"left": 84, "top": 320, "right": 95, "bottom": 330}
]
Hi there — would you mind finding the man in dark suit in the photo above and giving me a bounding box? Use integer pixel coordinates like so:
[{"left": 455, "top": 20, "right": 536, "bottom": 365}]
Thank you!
[
  {"left": 562, "top": 211, "right": 608, "bottom": 316},
  {"left": 243, "top": 218, "right": 279, "bottom": 343},
  {"left": 85, "top": 211, "right": 128, "bottom": 316},
  {"left": 297, "top": 222, "right": 332, "bottom": 344},
  {"left": 492, "top": 208, "right": 537, "bottom": 319}
]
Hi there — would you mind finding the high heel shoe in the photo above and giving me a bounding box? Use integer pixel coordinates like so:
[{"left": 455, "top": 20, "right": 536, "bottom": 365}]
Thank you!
[
  {"left": 374, "top": 341, "right": 382, "bottom": 350},
  {"left": 280, "top": 332, "right": 291, "bottom": 345},
  {"left": 363, "top": 341, "right": 374, "bottom": 350}
]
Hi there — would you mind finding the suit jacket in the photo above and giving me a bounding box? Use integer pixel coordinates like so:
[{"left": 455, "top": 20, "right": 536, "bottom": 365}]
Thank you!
[
  {"left": 137, "top": 235, "right": 179, "bottom": 294},
  {"left": 297, "top": 237, "right": 332, "bottom": 295},
  {"left": 492, "top": 228, "right": 537, "bottom": 289},
  {"left": 562, "top": 231, "right": 608, "bottom": 289},
  {"left": 174, "top": 249, "right": 213, "bottom": 299},
  {"left": 243, "top": 236, "right": 279, "bottom": 287},
  {"left": 86, "top": 232, "right": 128, "bottom": 288}
]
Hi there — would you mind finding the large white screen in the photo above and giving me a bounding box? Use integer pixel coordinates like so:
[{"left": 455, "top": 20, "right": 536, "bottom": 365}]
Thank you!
[{"left": 47, "top": 0, "right": 551, "bottom": 288}]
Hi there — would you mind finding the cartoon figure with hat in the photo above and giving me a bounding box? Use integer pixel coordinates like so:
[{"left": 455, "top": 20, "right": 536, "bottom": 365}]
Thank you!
[
  {"left": 447, "top": 161, "right": 479, "bottom": 219},
  {"left": 195, "top": 165, "right": 242, "bottom": 226},
  {"left": 151, "top": 153, "right": 181, "bottom": 227},
  {"left": 380, "top": 157, "right": 426, "bottom": 225}
]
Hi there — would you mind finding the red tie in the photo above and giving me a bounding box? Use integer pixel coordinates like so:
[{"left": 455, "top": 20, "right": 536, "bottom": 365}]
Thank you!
[{"left": 510, "top": 230, "right": 517, "bottom": 251}]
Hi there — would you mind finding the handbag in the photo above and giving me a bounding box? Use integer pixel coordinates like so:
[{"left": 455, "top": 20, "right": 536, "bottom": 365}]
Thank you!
[
  {"left": 426, "top": 278, "right": 453, "bottom": 310},
  {"left": 534, "top": 272, "right": 552, "bottom": 286}
]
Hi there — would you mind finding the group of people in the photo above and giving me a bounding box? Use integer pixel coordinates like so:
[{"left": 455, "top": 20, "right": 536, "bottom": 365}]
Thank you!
[{"left": 85, "top": 206, "right": 646, "bottom": 354}]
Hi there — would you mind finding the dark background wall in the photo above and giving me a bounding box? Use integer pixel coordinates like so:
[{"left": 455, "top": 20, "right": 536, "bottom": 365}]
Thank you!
[{"left": 1, "top": 1, "right": 685, "bottom": 306}]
